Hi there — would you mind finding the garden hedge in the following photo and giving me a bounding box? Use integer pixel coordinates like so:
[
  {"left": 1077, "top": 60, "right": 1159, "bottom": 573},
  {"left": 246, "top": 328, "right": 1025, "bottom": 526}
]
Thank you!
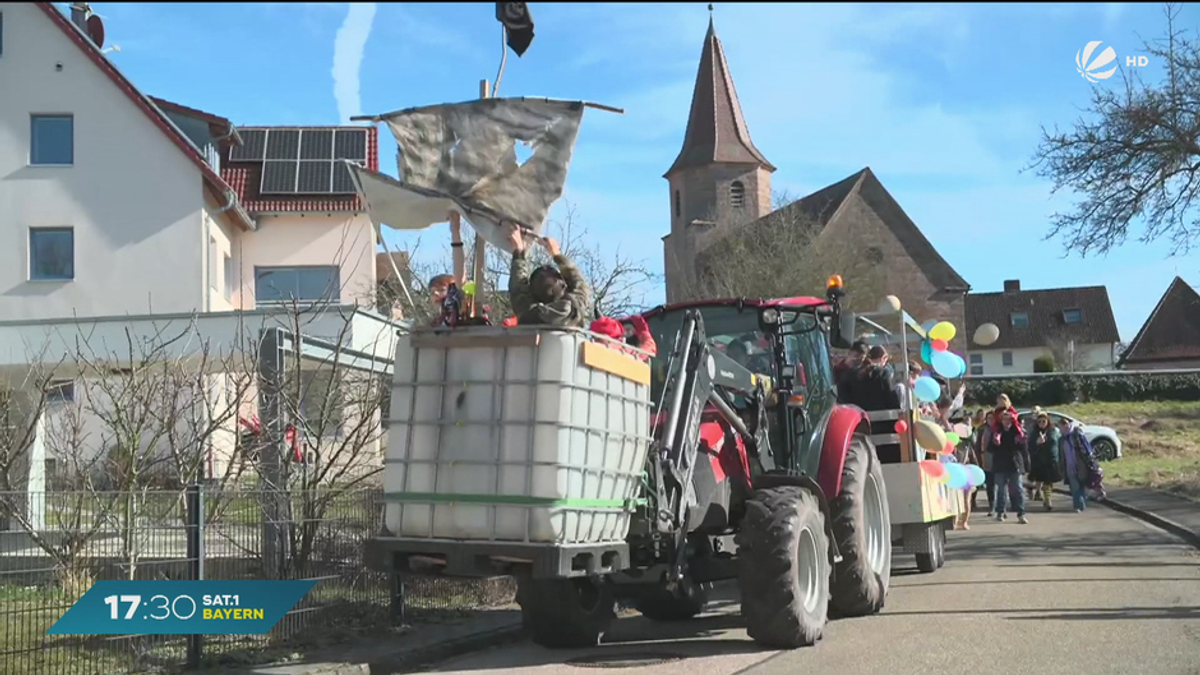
[{"left": 962, "top": 370, "right": 1200, "bottom": 407}]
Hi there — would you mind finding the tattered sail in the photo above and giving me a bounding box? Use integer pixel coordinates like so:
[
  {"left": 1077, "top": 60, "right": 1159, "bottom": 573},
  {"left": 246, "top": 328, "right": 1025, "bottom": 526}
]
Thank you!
[{"left": 348, "top": 97, "right": 584, "bottom": 253}]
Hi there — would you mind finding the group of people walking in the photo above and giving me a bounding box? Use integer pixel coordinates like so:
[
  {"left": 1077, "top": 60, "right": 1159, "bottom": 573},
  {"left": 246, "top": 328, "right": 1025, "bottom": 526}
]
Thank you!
[{"left": 961, "top": 395, "right": 1107, "bottom": 527}]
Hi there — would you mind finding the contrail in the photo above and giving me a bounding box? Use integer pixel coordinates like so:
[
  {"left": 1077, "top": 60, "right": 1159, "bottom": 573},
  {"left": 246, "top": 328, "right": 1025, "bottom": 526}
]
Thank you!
[{"left": 332, "top": 3, "right": 377, "bottom": 123}]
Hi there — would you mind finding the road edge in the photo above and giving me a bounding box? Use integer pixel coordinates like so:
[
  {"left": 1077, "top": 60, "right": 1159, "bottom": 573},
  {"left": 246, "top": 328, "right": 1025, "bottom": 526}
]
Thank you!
[{"left": 1055, "top": 487, "right": 1200, "bottom": 551}]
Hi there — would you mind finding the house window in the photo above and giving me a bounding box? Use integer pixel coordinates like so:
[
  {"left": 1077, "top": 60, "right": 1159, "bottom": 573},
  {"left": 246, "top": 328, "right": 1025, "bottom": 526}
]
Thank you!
[
  {"left": 1002, "top": 351, "right": 1014, "bottom": 367},
  {"left": 254, "top": 266, "right": 340, "bottom": 305},
  {"left": 29, "top": 227, "right": 75, "bottom": 281},
  {"left": 1010, "top": 312, "right": 1029, "bottom": 328},
  {"left": 968, "top": 353, "right": 983, "bottom": 376},
  {"left": 1063, "top": 308, "right": 1083, "bottom": 324},
  {"left": 45, "top": 380, "right": 75, "bottom": 404},
  {"left": 673, "top": 190, "right": 681, "bottom": 218},
  {"left": 730, "top": 181, "right": 745, "bottom": 209},
  {"left": 30, "top": 115, "right": 74, "bottom": 166},
  {"left": 223, "top": 254, "right": 235, "bottom": 300}
]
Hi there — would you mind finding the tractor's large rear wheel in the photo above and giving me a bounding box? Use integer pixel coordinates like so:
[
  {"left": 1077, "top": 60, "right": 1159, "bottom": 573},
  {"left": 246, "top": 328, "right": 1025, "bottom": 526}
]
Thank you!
[
  {"left": 517, "top": 576, "right": 615, "bottom": 648},
  {"left": 736, "top": 485, "right": 830, "bottom": 648},
  {"left": 829, "top": 434, "right": 892, "bottom": 617}
]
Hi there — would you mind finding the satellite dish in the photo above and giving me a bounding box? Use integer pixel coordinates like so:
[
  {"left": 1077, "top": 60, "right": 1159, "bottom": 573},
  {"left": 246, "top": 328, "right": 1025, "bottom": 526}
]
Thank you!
[{"left": 86, "top": 14, "right": 105, "bottom": 49}]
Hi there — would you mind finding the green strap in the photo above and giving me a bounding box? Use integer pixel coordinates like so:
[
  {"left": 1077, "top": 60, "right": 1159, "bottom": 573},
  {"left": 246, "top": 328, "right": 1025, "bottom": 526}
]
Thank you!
[{"left": 384, "top": 491, "right": 643, "bottom": 509}]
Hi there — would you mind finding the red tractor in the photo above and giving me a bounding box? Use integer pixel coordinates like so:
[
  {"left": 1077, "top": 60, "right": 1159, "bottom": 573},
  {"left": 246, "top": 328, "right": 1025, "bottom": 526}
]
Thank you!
[{"left": 370, "top": 277, "right": 894, "bottom": 649}]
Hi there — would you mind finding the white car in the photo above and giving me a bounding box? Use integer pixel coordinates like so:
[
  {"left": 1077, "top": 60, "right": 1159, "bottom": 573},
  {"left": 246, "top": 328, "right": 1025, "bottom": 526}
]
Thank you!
[{"left": 1016, "top": 409, "right": 1123, "bottom": 461}]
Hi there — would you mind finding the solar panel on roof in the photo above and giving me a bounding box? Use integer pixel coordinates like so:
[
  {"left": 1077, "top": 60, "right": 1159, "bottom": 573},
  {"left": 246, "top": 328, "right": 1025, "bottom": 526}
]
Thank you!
[
  {"left": 334, "top": 129, "right": 368, "bottom": 161},
  {"left": 300, "top": 130, "right": 334, "bottom": 160},
  {"left": 261, "top": 160, "right": 298, "bottom": 194},
  {"left": 230, "top": 129, "right": 266, "bottom": 161},
  {"left": 297, "top": 161, "right": 334, "bottom": 193},
  {"left": 331, "top": 161, "right": 358, "bottom": 194},
  {"left": 265, "top": 129, "right": 301, "bottom": 160}
]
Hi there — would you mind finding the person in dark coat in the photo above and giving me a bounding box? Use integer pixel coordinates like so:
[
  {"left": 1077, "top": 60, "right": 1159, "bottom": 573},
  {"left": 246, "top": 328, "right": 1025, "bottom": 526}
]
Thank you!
[
  {"left": 506, "top": 223, "right": 591, "bottom": 328},
  {"left": 835, "top": 341, "right": 868, "bottom": 402},
  {"left": 990, "top": 411, "right": 1031, "bottom": 524},
  {"left": 1027, "top": 412, "right": 1063, "bottom": 511}
]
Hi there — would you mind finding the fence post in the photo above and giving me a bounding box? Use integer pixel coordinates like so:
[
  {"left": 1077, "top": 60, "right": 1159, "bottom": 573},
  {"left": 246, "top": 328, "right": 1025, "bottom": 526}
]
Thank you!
[
  {"left": 186, "top": 482, "right": 205, "bottom": 668},
  {"left": 390, "top": 573, "right": 406, "bottom": 624}
]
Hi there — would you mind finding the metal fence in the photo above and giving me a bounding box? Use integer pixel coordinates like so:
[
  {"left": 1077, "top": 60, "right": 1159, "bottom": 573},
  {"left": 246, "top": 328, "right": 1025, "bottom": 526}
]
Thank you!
[{"left": 0, "top": 487, "right": 516, "bottom": 675}]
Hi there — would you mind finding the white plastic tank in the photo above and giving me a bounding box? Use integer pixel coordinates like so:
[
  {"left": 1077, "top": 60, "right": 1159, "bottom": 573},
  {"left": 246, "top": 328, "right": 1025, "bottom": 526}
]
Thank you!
[{"left": 383, "top": 326, "right": 653, "bottom": 545}]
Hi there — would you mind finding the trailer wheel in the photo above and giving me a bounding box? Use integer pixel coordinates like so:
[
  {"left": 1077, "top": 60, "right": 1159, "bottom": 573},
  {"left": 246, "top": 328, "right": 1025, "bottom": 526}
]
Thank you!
[
  {"left": 736, "top": 485, "right": 830, "bottom": 648},
  {"left": 914, "top": 523, "right": 943, "bottom": 573},
  {"left": 828, "top": 434, "right": 892, "bottom": 617},
  {"left": 635, "top": 577, "right": 709, "bottom": 621},
  {"left": 517, "top": 576, "right": 615, "bottom": 648}
]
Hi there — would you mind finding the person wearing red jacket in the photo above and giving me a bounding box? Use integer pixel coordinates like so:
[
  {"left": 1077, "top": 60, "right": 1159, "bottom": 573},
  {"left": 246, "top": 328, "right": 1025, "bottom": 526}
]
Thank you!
[{"left": 589, "top": 314, "right": 657, "bottom": 360}]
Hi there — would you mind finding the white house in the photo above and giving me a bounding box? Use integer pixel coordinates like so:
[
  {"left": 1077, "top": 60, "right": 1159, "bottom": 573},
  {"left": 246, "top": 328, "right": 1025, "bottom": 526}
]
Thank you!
[
  {"left": 964, "top": 279, "right": 1121, "bottom": 375},
  {"left": 0, "top": 3, "right": 399, "bottom": 495}
]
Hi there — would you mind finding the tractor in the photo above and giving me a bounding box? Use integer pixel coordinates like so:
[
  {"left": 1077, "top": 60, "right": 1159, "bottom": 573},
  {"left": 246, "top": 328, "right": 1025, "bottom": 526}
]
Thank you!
[{"left": 369, "top": 276, "right": 896, "bottom": 649}]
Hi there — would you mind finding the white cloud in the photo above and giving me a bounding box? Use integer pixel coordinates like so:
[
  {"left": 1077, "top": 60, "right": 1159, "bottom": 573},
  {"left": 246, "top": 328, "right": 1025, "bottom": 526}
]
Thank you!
[{"left": 332, "top": 2, "right": 377, "bottom": 123}]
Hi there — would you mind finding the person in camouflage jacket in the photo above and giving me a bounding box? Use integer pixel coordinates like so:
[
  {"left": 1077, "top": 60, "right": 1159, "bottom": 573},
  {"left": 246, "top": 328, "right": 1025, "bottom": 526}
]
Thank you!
[{"left": 506, "top": 222, "right": 591, "bottom": 328}]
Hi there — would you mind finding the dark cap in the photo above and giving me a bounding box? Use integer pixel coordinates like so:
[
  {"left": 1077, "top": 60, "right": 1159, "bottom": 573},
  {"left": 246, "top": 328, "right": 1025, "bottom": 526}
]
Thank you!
[
  {"left": 867, "top": 345, "right": 887, "bottom": 361},
  {"left": 850, "top": 340, "right": 869, "bottom": 353}
]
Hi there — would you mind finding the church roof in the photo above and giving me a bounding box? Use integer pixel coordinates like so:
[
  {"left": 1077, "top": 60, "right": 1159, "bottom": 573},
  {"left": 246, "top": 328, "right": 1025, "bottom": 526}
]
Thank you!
[
  {"left": 762, "top": 167, "right": 970, "bottom": 293},
  {"left": 1118, "top": 276, "right": 1200, "bottom": 366},
  {"left": 664, "top": 18, "right": 775, "bottom": 178}
]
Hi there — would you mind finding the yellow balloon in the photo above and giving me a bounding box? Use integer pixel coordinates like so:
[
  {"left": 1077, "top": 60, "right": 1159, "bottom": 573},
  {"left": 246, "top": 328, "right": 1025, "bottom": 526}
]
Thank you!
[
  {"left": 929, "top": 321, "right": 957, "bottom": 342},
  {"left": 914, "top": 419, "right": 947, "bottom": 452}
]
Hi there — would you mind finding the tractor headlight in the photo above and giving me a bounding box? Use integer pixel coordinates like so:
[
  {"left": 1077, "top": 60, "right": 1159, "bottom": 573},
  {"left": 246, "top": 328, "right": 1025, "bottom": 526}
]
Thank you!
[{"left": 761, "top": 308, "right": 780, "bottom": 325}]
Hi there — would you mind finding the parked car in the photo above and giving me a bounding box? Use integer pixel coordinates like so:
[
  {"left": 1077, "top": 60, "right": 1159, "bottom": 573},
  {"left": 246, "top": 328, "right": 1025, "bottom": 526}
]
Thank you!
[{"left": 1016, "top": 409, "right": 1123, "bottom": 461}]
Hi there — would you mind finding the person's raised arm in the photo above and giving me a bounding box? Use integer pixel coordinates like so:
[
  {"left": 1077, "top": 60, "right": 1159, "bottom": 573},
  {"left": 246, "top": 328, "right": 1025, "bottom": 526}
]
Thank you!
[
  {"left": 449, "top": 211, "right": 467, "bottom": 285},
  {"left": 542, "top": 237, "right": 593, "bottom": 319},
  {"left": 507, "top": 224, "right": 533, "bottom": 317}
]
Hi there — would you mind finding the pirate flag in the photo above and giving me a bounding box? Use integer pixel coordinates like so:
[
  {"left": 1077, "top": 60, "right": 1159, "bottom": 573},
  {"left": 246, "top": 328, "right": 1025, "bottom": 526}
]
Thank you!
[{"left": 496, "top": 2, "right": 534, "bottom": 57}]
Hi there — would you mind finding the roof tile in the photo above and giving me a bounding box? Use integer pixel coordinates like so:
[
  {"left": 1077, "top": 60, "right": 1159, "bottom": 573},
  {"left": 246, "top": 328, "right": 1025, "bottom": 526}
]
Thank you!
[
  {"left": 965, "top": 285, "right": 1120, "bottom": 350},
  {"left": 1119, "top": 276, "right": 1200, "bottom": 365}
]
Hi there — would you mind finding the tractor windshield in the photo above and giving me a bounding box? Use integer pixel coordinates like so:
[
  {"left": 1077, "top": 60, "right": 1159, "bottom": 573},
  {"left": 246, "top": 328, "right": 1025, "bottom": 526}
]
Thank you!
[{"left": 642, "top": 304, "right": 819, "bottom": 401}]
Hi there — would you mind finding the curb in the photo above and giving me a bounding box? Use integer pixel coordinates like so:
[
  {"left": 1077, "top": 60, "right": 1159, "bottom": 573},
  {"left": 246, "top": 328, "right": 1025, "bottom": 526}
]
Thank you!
[
  {"left": 245, "top": 623, "right": 526, "bottom": 675},
  {"left": 1053, "top": 487, "right": 1200, "bottom": 551}
]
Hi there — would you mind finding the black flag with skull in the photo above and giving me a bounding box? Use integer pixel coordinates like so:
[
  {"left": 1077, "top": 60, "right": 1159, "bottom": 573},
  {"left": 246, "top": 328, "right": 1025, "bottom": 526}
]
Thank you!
[{"left": 496, "top": 2, "right": 534, "bottom": 57}]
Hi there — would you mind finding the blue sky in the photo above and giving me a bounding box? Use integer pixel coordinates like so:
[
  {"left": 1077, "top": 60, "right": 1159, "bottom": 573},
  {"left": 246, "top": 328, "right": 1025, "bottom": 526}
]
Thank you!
[{"left": 90, "top": 2, "right": 1200, "bottom": 340}]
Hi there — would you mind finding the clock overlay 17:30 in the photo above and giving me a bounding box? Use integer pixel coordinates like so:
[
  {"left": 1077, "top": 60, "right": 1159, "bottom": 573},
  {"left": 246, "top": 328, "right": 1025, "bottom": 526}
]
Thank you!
[{"left": 47, "top": 580, "right": 318, "bottom": 635}]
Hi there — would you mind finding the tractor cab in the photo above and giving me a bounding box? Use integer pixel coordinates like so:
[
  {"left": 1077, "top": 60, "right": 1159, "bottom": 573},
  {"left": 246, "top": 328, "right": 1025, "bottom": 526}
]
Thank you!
[{"left": 639, "top": 293, "right": 838, "bottom": 480}]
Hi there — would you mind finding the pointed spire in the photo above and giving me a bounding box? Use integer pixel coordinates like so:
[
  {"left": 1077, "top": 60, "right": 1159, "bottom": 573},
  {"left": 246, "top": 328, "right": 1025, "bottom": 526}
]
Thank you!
[{"left": 665, "top": 11, "right": 775, "bottom": 178}]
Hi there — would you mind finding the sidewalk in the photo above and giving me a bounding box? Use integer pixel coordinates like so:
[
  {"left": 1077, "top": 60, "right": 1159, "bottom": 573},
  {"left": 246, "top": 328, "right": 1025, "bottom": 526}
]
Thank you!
[
  {"left": 228, "top": 607, "right": 523, "bottom": 675},
  {"left": 1075, "top": 486, "right": 1200, "bottom": 550}
]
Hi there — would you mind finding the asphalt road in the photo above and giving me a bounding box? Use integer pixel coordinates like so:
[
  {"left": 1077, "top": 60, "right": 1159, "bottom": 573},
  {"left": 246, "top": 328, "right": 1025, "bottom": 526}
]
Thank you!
[{"left": 427, "top": 504, "right": 1200, "bottom": 675}]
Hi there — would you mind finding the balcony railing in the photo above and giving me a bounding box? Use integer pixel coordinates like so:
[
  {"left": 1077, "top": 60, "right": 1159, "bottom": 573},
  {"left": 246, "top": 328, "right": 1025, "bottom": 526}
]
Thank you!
[{"left": 203, "top": 143, "right": 221, "bottom": 173}]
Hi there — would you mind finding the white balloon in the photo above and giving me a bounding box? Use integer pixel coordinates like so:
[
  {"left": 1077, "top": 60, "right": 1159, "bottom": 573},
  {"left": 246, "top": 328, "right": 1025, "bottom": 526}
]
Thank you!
[
  {"left": 878, "top": 295, "right": 902, "bottom": 312},
  {"left": 973, "top": 322, "right": 1000, "bottom": 346}
]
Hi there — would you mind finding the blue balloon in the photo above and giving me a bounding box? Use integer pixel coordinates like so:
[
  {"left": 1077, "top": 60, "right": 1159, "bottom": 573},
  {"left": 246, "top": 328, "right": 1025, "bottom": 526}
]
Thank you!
[
  {"left": 914, "top": 375, "right": 941, "bottom": 403},
  {"left": 966, "top": 464, "right": 986, "bottom": 487},
  {"left": 945, "top": 463, "right": 969, "bottom": 490},
  {"left": 921, "top": 320, "right": 938, "bottom": 335},
  {"left": 920, "top": 340, "right": 933, "bottom": 364},
  {"left": 949, "top": 352, "right": 967, "bottom": 378},
  {"left": 931, "top": 350, "right": 959, "bottom": 378}
]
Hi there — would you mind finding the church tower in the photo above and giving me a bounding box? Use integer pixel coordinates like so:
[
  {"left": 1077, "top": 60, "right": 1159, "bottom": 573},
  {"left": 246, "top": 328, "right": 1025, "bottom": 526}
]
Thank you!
[{"left": 663, "top": 13, "right": 776, "bottom": 302}]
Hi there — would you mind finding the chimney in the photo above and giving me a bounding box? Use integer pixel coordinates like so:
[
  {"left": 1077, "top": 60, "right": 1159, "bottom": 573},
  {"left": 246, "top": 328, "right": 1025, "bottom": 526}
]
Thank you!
[
  {"left": 1003, "top": 279, "right": 1021, "bottom": 293},
  {"left": 70, "top": 3, "right": 91, "bottom": 32}
]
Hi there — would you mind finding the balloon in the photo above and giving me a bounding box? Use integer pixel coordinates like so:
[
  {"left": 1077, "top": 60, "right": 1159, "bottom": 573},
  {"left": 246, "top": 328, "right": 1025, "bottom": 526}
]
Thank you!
[
  {"left": 966, "top": 464, "right": 986, "bottom": 486},
  {"left": 914, "top": 376, "right": 941, "bottom": 403},
  {"left": 936, "top": 468, "right": 952, "bottom": 484},
  {"left": 945, "top": 431, "right": 960, "bottom": 445},
  {"left": 953, "top": 423, "right": 972, "bottom": 438},
  {"left": 920, "top": 340, "right": 933, "bottom": 364},
  {"left": 894, "top": 419, "right": 909, "bottom": 434},
  {"left": 879, "top": 295, "right": 902, "bottom": 312},
  {"left": 945, "top": 463, "right": 969, "bottom": 490},
  {"left": 949, "top": 353, "right": 967, "bottom": 378},
  {"left": 973, "top": 322, "right": 1000, "bottom": 347},
  {"left": 929, "top": 321, "right": 957, "bottom": 342},
  {"left": 941, "top": 441, "right": 956, "bottom": 456},
  {"left": 931, "top": 351, "right": 959, "bottom": 379},
  {"left": 919, "top": 459, "right": 946, "bottom": 479},
  {"left": 931, "top": 338, "right": 948, "bottom": 352},
  {"left": 914, "top": 419, "right": 947, "bottom": 451},
  {"left": 461, "top": 281, "right": 477, "bottom": 296}
]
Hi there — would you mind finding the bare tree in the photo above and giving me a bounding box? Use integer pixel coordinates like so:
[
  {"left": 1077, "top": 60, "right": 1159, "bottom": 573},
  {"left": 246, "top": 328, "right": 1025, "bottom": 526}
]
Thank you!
[
  {"left": 1028, "top": 4, "right": 1200, "bottom": 256},
  {"left": 678, "top": 190, "right": 886, "bottom": 309}
]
